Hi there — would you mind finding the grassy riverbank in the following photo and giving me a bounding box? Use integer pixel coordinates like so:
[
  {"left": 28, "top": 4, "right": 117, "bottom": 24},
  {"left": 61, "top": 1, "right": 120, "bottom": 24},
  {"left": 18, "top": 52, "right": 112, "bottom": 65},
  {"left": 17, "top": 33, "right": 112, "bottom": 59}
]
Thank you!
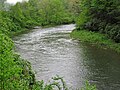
[{"left": 71, "top": 30, "right": 120, "bottom": 53}]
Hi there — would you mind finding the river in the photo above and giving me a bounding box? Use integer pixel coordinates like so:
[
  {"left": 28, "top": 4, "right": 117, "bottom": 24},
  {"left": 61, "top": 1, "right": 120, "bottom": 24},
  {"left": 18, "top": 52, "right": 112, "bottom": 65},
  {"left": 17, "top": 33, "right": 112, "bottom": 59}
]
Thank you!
[{"left": 13, "top": 24, "right": 120, "bottom": 90}]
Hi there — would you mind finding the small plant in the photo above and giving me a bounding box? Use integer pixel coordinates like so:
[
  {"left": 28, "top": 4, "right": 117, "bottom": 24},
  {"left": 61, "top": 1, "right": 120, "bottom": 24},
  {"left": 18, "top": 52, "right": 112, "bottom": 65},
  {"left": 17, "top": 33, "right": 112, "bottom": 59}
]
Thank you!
[
  {"left": 81, "top": 81, "right": 97, "bottom": 90},
  {"left": 32, "top": 75, "right": 97, "bottom": 90},
  {"left": 32, "top": 75, "right": 68, "bottom": 90}
]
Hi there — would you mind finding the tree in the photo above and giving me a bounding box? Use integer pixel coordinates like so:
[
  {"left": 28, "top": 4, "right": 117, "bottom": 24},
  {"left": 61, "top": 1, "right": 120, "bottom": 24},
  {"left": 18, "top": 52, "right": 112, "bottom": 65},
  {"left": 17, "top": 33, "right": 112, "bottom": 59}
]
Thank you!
[{"left": 76, "top": 0, "right": 120, "bottom": 43}]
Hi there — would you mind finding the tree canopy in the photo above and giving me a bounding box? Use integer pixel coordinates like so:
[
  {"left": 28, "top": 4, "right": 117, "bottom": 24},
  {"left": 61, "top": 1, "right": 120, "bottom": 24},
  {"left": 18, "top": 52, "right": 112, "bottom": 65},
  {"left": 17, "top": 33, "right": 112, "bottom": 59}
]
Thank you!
[{"left": 76, "top": 0, "right": 120, "bottom": 43}]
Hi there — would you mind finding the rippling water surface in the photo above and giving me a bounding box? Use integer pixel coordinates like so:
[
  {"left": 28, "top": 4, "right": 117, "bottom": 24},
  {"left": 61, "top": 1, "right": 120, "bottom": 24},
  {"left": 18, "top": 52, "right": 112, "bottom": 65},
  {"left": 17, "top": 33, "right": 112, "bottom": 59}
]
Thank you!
[{"left": 13, "top": 24, "right": 120, "bottom": 90}]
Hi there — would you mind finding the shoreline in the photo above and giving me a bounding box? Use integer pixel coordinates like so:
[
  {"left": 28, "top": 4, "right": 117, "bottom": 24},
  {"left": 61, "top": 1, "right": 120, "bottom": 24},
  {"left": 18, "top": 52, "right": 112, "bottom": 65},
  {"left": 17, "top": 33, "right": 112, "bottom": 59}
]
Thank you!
[
  {"left": 10, "top": 23, "right": 75, "bottom": 37},
  {"left": 70, "top": 30, "right": 120, "bottom": 53}
]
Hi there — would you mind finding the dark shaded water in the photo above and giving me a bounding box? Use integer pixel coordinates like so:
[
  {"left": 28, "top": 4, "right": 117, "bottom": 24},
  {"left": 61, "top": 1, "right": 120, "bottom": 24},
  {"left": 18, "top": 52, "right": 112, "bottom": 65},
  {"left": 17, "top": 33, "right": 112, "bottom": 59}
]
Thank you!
[{"left": 13, "top": 24, "right": 120, "bottom": 90}]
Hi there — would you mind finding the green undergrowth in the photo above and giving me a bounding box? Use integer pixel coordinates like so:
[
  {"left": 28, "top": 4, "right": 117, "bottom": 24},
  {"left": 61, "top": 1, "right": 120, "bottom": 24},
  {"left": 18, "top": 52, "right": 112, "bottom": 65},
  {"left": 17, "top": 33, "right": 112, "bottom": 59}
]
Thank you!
[
  {"left": 71, "top": 30, "right": 120, "bottom": 53},
  {"left": 32, "top": 75, "right": 97, "bottom": 90}
]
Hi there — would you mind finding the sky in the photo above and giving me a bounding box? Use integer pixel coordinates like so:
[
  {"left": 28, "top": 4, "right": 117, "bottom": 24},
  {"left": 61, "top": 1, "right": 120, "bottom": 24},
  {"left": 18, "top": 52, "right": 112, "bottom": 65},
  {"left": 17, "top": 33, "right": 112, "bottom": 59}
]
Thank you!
[{"left": 7, "top": 0, "right": 28, "bottom": 4}]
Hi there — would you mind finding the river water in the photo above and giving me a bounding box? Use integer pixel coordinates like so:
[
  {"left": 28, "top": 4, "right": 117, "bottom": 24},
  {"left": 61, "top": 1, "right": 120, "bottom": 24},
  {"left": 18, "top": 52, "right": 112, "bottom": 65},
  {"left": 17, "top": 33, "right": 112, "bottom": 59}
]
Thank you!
[{"left": 13, "top": 24, "right": 120, "bottom": 90}]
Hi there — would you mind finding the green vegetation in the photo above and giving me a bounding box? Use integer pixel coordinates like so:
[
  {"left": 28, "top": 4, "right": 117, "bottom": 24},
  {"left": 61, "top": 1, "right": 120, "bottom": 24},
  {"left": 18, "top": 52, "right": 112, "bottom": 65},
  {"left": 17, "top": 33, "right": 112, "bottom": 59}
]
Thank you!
[
  {"left": 81, "top": 81, "right": 96, "bottom": 90},
  {"left": 0, "top": 0, "right": 96, "bottom": 90},
  {"left": 76, "top": 0, "right": 120, "bottom": 42},
  {"left": 71, "top": 30, "right": 120, "bottom": 53},
  {"left": 37, "top": 0, "right": 73, "bottom": 25},
  {"left": 71, "top": 0, "right": 120, "bottom": 52},
  {"left": 0, "top": 0, "right": 75, "bottom": 36},
  {"left": 0, "top": 33, "right": 35, "bottom": 89}
]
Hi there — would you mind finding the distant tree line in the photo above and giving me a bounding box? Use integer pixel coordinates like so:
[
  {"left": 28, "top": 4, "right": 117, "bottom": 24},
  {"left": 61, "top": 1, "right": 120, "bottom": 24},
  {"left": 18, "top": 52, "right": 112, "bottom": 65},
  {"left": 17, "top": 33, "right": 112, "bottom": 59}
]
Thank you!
[{"left": 0, "top": 0, "right": 80, "bottom": 35}]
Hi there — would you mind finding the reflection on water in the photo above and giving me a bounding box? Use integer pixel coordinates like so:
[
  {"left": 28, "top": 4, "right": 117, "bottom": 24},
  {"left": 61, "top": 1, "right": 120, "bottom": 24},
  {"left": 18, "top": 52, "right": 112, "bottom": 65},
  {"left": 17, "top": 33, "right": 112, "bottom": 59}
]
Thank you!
[{"left": 13, "top": 24, "right": 120, "bottom": 90}]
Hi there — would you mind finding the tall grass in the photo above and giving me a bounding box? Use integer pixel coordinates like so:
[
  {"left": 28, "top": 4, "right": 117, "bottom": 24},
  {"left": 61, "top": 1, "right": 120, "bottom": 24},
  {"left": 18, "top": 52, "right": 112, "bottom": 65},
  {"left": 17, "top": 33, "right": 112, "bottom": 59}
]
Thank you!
[{"left": 71, "top": 30, "right": 120, "bottom": 53}]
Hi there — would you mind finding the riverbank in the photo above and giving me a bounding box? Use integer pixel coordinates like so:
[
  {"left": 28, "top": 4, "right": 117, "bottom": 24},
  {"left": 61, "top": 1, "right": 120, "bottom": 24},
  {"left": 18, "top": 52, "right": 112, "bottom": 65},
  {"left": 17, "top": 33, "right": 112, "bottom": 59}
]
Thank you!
[
  {"left": 70, "top": 30, "right": 120, "bottom": 53},
  {"left": 10, "top": 23, "right": 74, "bottom": 38},
  {"left": 9, "top": 28, "right": 28, "bottom": 37}
]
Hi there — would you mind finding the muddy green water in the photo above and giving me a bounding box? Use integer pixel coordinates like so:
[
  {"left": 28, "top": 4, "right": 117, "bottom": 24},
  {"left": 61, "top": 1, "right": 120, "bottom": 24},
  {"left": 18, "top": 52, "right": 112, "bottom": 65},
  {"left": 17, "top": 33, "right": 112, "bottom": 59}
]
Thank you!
[{"left": 13, "top": 24, "right": 120, "bottom": 90}]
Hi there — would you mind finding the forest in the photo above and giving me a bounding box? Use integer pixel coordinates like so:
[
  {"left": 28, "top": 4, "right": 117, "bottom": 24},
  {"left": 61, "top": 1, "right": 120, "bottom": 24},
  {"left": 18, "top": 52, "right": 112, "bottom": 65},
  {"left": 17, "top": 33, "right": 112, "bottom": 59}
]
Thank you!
[{"left": 0, "top": 0, "right": 120, "bottom": 90}]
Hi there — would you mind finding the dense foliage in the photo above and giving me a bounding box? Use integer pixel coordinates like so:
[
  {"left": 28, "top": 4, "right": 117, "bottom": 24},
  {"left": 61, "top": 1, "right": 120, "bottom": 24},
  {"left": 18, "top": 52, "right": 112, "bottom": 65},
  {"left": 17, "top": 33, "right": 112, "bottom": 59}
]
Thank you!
[
  {"left": 0, "top": 32, "right": 36, "bottom": 89},
  {"left": 76, "top": 0, "right": 120, "bottom": 43},
  {"left": 37, "top": 0, "right": 73, "bottom": 25},
  {"left": 0, "top": 0, "right": 76, "bottom": 35}
]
